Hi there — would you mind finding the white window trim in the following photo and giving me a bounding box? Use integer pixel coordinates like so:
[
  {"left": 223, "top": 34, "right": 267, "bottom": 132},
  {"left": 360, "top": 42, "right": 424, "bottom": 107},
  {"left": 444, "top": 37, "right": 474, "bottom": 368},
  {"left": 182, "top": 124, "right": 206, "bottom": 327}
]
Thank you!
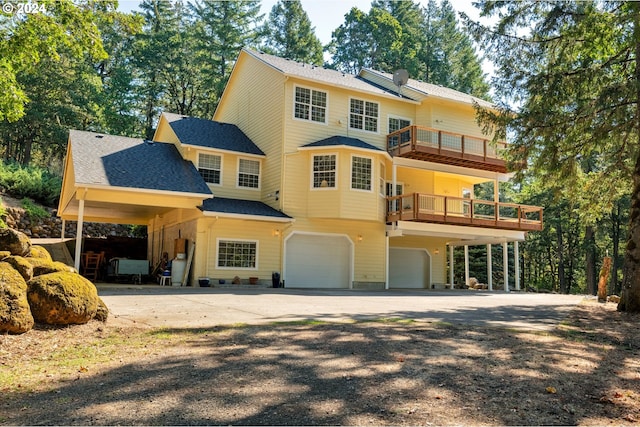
[
  {"left": 215, "top": 238, "right": 259, "bottom": 271},
  {"left": 198, "top": 151, "right": 223, "bottom": 187},
  {"left": 387, "top": 114, "right": 412, "bottom": 133},
  {"left": 350, "top": 154, "right": 373, "bottom": 193},
  {"left": 293, "top": 85, "right": 328, "bottom": 125},
  {"left": 236, "top": 157, "right": 261, "bottom": 191},
  {"left": 310, "top": 152, "right": 338, "bottom": 191},
  {"left": 379, "top": 161, "right": 386, "bottom": 197},
  {"left": 349, "top": 96, "right": 380, "bottom": 134}
]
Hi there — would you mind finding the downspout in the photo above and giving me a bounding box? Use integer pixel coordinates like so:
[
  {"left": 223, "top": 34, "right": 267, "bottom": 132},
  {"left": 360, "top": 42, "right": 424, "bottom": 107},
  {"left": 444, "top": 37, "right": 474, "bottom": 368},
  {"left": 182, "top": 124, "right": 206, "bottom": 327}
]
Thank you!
[{"left": 206, "top": 216, "right": 218, "bottom": 279}]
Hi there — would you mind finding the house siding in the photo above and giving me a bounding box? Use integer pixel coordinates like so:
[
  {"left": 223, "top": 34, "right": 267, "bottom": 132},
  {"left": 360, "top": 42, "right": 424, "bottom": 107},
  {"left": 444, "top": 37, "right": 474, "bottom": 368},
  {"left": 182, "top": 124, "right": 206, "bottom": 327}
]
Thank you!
[{"left": 214, "top": 52, "right": 285, "bottom": 210}]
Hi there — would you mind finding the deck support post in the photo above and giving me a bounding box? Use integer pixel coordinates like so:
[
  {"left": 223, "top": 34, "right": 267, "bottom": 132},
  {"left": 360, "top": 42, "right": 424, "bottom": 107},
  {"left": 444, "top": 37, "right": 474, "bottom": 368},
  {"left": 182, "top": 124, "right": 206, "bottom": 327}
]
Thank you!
[
  {"left": 514, "top": 241, "right": 520, "bottom": 290},
  {"left": 61, "top": 219, "right": 65, "bottom": 240},
  {"left": 74, "top": 198, "right": 85, "bottom": 272},
  {"left": 385, "top": 235, "right": 390, "bottom": 290},
  {"left": 464, "top": 245, "right": 470, "bottom": 287},
  {"left": 487, "top": 244, "right": 493, "bottom": 291},
  {"left": 503, "top": 241, "right": 509, "bottom": 292},
  {"left": 449, "top": 244, "right": 454, "bottom": 287}
]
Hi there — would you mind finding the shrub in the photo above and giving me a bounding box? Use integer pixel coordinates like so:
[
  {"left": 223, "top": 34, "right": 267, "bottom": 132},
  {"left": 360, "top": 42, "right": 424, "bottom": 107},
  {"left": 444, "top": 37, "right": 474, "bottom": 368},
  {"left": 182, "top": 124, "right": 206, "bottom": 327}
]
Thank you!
[
  {"left": 0, "top": 161, "right": 62, "bottom": 207},
  {"left": 21, "top": 198, "right": 49, "bottom": 220}
]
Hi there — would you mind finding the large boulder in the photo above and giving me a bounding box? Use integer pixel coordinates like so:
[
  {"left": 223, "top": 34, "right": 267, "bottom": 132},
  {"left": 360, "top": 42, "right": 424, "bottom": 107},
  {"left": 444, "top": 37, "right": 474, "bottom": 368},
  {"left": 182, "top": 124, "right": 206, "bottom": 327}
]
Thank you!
[
  {"left": 0, "top": 262, "right": 34, "bottom": 334},
  {"left": 94, "top": 297, "right": 109, "bottom": 322},
  {"left": 28, "top": 258, "right": 75, "bottom": 277},
  {"left": 27, "top": 272, "right": 99, "bottom": 325},
  {"left": 0, "top": 228, "right": 31, "bottom": 256},
  {"left": 29, "top": 245, "right": 53, "bottom": 261},
  {"left": 4, "top": 255, "right": 34, "bottom": 281}
]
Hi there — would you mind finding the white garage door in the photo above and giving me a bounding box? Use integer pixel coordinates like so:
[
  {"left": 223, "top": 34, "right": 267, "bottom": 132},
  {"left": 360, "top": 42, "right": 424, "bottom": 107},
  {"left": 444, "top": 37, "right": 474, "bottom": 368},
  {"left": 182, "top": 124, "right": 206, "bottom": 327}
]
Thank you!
[
  {"left": 285, "top": 234, "right": 351, "bottom": 288},
  {"left": 389, "top": 248, "right": 430, "bottom": 289}
]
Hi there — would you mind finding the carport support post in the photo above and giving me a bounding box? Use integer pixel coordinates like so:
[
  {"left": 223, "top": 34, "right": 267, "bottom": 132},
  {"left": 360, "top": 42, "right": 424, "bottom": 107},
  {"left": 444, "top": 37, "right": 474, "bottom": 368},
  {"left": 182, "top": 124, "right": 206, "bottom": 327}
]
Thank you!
[
  {"left": 487, "top": 244, "right": 493, "bottom": 291},
  {"left": 503, "top": 241, "right": 509, "bottom": 292},
  {"left": 448, "top": 244, "right": 454, "bottom": 287},
  {"left": 514, "top": 241, "right": 520, "bottom": 290},
  {"left": 61, "top": 219, "right": 65, "bottom": 239},
  {"left": 74, "top": 199, "right": 85, "bottom": 272},
  {"left": 464, "top": 245, "right": 470, "bottom": 287}
]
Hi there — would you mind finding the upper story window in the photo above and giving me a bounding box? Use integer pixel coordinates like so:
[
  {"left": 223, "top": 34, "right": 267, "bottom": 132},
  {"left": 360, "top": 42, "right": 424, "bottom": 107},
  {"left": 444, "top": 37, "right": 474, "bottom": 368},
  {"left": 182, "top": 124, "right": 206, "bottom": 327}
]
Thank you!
[
  {"left": 388, "top": 116, "right": 411, "bottom": 133},
  {"left": 294, "top": 86, "right": 327, "bottom": 124},
  {"left": 312, "top": 154, "right": 336, "bottom": 188},
  {"left": 238, "top": 158, "right": 260, "bottom": 189},
  {"left": 351, "top": 155, "right": 372, "bottom": 191},
  {"left": 198, "top": 153, "right": 221, "bottom": 185},
  {"left": 350, "top": 98, "right": 378, "bottom": 132}
]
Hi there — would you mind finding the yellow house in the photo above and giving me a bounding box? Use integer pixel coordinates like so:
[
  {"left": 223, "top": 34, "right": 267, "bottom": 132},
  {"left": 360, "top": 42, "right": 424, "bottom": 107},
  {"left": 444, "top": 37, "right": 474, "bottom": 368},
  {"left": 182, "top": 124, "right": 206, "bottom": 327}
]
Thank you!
[{"left": 58, "top": 48, "right": 542, "bottom": 290}]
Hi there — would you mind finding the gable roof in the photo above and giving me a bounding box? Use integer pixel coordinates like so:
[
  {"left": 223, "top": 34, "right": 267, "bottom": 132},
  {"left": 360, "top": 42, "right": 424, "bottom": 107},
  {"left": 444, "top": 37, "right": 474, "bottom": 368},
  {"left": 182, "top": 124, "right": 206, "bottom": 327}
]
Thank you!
[
  {"left": 200, "top": 197, "right": 292, "bottom": 222},
  {"left": 242, "top": 48, "right": 414, "bottom": 101},
  {"left": 300, "top": 136, "right": 384, "bottom": 152},
  {"left": 69, "top": 130, "right": 212, "bottom": 196},
  {"left": 161, "top": 112, "right": 264, "bottom": 156}
]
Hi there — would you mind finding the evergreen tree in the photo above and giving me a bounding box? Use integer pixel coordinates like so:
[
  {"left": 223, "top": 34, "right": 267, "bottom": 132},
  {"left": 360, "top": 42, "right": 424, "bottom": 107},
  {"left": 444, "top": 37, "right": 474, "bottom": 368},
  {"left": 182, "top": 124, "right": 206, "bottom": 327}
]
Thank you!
[
  {"left": 190, "top": 0, "right": 263, "bottom": 117},
  {"left": 463, "top": 1, "right": 640, "bottom": 311},
  {"left": 261, "top": 0, "right": 323, "bottom": 65}
]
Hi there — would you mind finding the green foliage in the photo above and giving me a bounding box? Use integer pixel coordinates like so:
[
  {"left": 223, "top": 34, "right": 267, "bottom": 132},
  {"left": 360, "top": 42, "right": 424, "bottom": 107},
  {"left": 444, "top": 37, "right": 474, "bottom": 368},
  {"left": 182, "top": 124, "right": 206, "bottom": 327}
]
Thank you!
[
  {"left": 260, "top": 0, "right": 323, "bottom": 65},
  {"left": 21, "top": 198, "right": 49, "bottom": 220},
  {"left": 0, "top": 161, "right": 61, "bottom": 207}
]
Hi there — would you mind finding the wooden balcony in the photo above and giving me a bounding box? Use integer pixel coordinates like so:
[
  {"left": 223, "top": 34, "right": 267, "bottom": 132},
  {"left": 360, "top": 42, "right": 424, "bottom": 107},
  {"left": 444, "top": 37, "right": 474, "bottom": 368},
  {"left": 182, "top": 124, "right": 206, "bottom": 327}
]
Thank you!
[
  {"left": 386, "top": 193, "right": 543, "bottom": 232},
  {"left": 387, "top": 125, "right": 508, "bottom": 173}
]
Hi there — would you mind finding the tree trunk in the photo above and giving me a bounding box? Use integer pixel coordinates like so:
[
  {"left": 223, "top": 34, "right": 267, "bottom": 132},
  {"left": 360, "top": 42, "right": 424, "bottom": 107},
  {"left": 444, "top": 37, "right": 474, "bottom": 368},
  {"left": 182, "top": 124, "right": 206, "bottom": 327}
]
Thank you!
[
  {"left": 611, "top": 200, "right": 621, "bottom": 295},
  {"left": 619, "top": 6, "right": 640, "bottom": 312},
  {"left": 556, "top": 222, "right": 567, "bottom": 293},
  {"left": 598, "top": 257, "right": 612, "bottom": 303},
  {"left": 585, "top": 225, "right": 596, "bottom": 295},
  {"left": 619, "top": 152, "right": 640, "bottom": 311}
]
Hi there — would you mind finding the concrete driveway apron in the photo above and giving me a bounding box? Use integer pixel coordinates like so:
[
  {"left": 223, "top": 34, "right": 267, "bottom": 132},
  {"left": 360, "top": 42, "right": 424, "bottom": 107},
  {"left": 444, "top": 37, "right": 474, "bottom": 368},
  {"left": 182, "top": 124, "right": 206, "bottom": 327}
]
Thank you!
[{"left": 97, "top": 285, "right": 585, "bottom": 331}]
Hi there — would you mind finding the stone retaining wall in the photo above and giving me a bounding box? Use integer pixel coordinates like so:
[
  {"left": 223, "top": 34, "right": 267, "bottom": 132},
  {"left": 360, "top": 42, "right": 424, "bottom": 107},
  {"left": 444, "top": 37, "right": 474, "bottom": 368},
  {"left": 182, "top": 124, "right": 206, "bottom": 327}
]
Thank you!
[{"left": 2, "top": 206, "right": 142, "bottom": 239}]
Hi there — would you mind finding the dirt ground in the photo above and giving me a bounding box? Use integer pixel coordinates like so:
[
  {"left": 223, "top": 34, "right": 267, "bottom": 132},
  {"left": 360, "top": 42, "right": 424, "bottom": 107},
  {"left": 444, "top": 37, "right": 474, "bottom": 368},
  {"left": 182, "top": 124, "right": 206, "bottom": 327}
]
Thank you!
[{"left": 1, "top": 299, "right": 639, "bottom": 426}]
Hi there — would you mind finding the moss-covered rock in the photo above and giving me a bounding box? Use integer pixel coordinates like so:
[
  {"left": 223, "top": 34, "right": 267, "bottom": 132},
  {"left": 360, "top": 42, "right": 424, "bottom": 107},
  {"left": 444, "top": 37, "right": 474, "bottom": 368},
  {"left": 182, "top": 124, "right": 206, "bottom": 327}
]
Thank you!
[
  {"left": 0, "top": 250, "right": 12, "bottom": 260},
  {"left": 27, "top": 272, "right": 98, "bottom": 325},
  {"left": 4, "top": 256, "right": 34, "bottom": 281},
  {"left": 0, "top": 228, "right": 31, "bottom": 256},
  {"left": 29, "top": 245, "right": 52, "bottom": 261},
  {"left": 0, "top": 262, "right": 34, "bottom": 334},
  {"left": 94, "top": 297, "right": 109, "bottom": 322},
  {"left": 28, "top": 258, "right": 75, "bottom": 277}
]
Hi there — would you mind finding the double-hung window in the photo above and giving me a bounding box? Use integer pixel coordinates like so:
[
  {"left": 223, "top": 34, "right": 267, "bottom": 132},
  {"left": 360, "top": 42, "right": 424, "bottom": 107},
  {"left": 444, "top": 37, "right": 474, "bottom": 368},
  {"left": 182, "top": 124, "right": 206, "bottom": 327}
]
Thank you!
[
  {"left": 350, "top": 98, "right": 379, "bottom": 132},
  {"left": 351, "top": 156, "right": 372, "bottom": 191},
  {"left": 312, "top": 154, "right": 336, "bottom": 188},
  {"left": 217, "top": 239, "right": 257, "bottom": 269},
  {"left": 238, "top": 158, "right": 260, "bottom": 189},
  {"left": 388, "top": 117, "right": 411, "bottom": 133},
  {"left": 198, "top": 153, "right": 221, "bottom": 185},
  {"left": 295, "top": 86, "right": 327, "bottom": 124}
]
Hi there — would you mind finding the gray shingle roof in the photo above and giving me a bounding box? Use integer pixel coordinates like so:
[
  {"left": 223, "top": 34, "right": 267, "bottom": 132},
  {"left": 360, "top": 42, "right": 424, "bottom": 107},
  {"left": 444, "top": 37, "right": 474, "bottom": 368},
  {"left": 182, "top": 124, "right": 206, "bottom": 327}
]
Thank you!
[
  {"left": 360, "top": 68, "right": 495, "bottom": 109},
  {"left": 69, "top": 130, "right": 212, "bottom": 195},
  {"left": 161, "top": 112, "right": 264, "bottom": 155},
  {"left": 301, "top": 136, "right": 384, "bottom": 152},
  {"left": 200, "top": 197, "right": 291, "bottom": 220},
  {"left": 243, "top": 48, "right": 402, "bottom": 98}
]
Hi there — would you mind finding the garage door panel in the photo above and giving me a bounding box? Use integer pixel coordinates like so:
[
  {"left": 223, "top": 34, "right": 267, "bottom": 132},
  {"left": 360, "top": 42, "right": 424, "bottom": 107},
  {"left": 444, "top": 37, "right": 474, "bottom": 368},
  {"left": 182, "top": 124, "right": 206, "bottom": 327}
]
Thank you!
[
  {"left": 389, "top": 248, "right": 429, "bottom": 289},
  {"left": 285, "top": 234, "right": 351, "bottom": 288}
]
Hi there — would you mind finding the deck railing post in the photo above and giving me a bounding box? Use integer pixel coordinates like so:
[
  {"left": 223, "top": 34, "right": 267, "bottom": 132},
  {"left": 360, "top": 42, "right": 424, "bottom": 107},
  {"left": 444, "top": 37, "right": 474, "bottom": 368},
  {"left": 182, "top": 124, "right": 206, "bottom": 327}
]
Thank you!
[{"left": 438, "top": 130, "right": 442, "bottom": 154}]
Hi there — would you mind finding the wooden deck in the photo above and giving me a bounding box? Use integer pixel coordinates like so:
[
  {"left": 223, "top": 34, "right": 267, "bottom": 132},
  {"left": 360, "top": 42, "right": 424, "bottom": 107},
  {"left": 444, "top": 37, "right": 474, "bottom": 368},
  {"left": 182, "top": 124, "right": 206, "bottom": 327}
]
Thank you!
[
  {"left": 387, "top": 125, "right": 508, "bottom": 173},
  {"left": 386, "top": 193, "right": 543, "bottom": 232}
]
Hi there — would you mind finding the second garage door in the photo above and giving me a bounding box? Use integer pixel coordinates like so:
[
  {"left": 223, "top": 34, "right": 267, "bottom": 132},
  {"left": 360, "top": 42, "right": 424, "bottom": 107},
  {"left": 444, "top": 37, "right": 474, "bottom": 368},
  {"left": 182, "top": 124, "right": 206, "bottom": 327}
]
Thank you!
[
  {"left": 285, "top": 233, "right": 352, "bottom": 288},
  {"left": 389, "top": 248, "right": 430, "bottom": 289}
]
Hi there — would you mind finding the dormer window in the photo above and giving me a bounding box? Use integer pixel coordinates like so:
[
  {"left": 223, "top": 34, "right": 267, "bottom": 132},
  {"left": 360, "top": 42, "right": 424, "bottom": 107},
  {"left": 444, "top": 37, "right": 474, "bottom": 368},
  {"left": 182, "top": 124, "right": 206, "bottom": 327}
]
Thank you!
[
  {"left": 294, "top": 86, "right": 327, "bottom": 124},
  {"left": 350, "top": 98, "right": 378, "bottom": 133}
]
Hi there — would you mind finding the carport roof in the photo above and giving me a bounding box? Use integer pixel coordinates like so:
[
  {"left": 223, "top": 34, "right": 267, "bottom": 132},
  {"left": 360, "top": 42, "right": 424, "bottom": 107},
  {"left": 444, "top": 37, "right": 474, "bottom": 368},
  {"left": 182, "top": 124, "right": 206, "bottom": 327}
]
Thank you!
[
  {"left": 69, "top": 130, "right": 212, "bottom": 195},
  {"left": 200, "top": 197, "right": 292, "bottom": 221},
  {"left": 161, "top": 112, "right": 264, "bottom": 156}
]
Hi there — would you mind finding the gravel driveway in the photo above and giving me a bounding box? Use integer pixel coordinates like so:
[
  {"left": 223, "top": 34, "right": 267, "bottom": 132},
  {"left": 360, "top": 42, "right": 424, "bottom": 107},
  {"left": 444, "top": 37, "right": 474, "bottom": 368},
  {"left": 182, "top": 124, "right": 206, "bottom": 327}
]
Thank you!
[{"left": 98, "top": 285, "right": 584, "bottom": 330}]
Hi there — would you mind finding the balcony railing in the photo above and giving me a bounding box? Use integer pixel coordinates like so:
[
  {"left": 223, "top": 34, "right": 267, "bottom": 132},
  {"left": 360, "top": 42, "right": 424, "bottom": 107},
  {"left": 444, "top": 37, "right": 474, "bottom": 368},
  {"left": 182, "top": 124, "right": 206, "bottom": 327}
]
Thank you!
[
  {"left": 387, "top": 125, "right": 508, "bottom": 173},
  {"left": 386, "top": 193, "right": 543, "bottom": 231}
]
